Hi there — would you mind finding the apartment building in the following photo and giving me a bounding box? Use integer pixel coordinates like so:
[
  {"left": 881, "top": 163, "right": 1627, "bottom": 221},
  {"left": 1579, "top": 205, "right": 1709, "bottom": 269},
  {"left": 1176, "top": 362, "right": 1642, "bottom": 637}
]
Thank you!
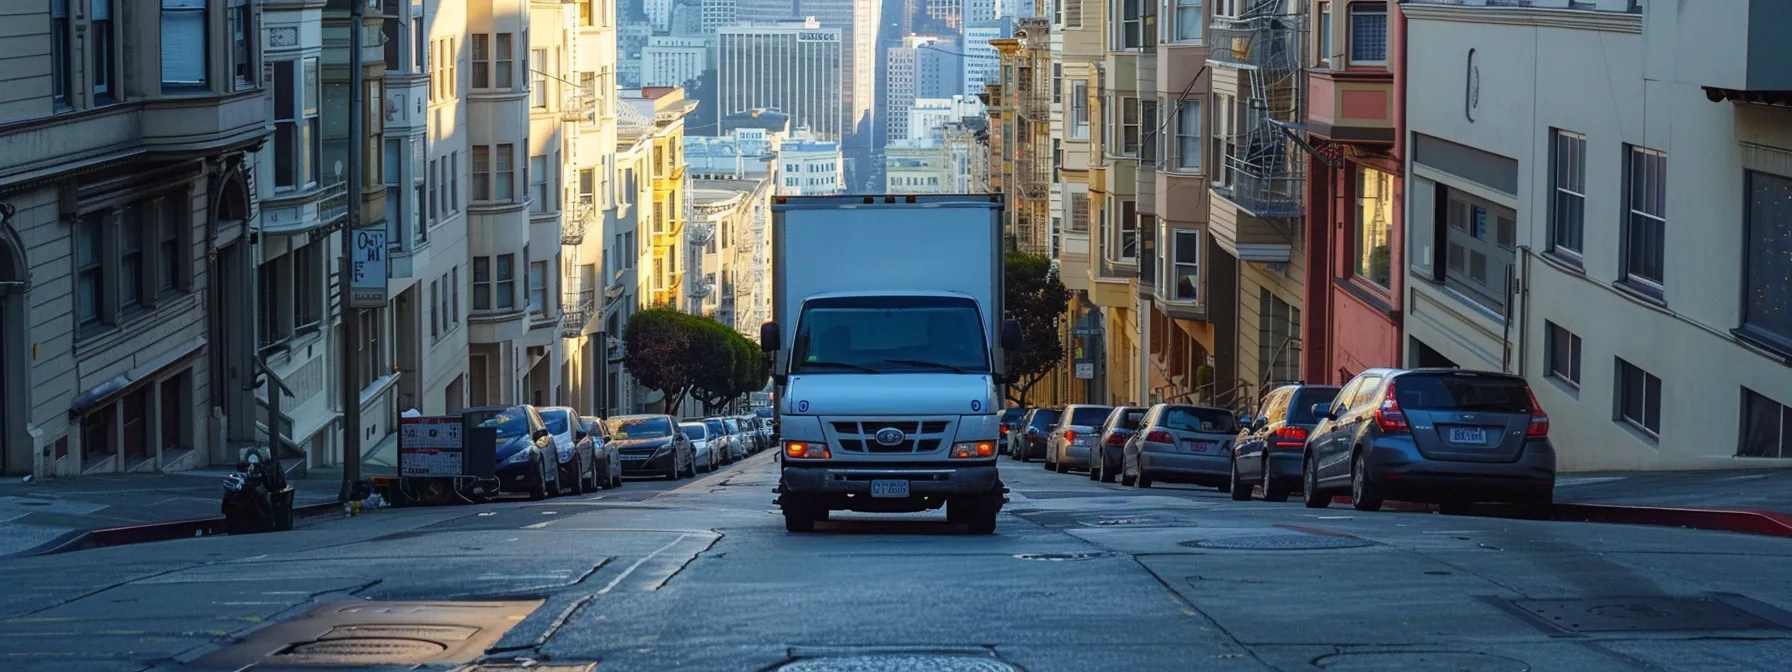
[
  {"left": 641, "top": 36, "right": 709, "bottom": 88},
  {"left": 1401, "top": 0, "right": 1792, "bottom": 470},
  {"left": 993, "top": 21, "right": 1052, "bottom": 255},
  {"left": 1, "top": 0, "right": 268, "bottom": 476},
  {"left": 631, "top": 88, "right": 697, "bottom": 311},
  {"left": 604, "top": 101, "right": 655, "bottom": 414},
  {"left": 688, "top": 176, "right": 773, "bottom": 328},
  {"left": 1083, "top": 0, "right": 1146, "bottom": 405},
  {"left": 885, "top": 140, "right": 955, "bottom": 192},
  {"left": 777, "top": 140, "right": 846, "bottom": 196}
]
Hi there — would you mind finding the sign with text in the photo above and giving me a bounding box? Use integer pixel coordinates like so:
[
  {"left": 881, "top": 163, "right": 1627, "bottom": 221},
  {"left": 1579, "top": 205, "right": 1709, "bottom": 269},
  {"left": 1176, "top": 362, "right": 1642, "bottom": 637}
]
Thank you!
[
  {"left": 399, "top": 416, "right": 466, "bottom": 478},
  {"left": 350, "top": 228, "right": 388, "bottom": 307}
]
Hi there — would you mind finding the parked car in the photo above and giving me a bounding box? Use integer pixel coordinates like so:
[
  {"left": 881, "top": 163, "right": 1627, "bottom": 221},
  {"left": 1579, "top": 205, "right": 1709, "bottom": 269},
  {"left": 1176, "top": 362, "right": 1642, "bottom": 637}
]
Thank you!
[
  {"left": 756, "top": 415, "right": 775, "bottom": 450},
  {"left": 471, "top": 405, "right": 564, "bottom": 500},
  {"left": 1300, "top": 368, "right": 1556, "bottom": 513},
  {"left": 739, "top": 415, "right": 766, "bottom": 453},
  {"left": 724, "top": 417, "right": 753, "bottom": 456},
  {"left": 998, "top": 407, "right": 1027, "bottom": 455},
  {"left": 680, "top": 422, "right": 721, "bottom": 472},
  {"left": 539, "top": 407, "right": 599, "bottom": 494},
  {"left": 607, "top": 414, "right": 695, "bottom": 480},
  {"left": 1230, "top": 384, "right": 1342, "bottom": 502},
  {"left": 1090, "top": 406, "right": 1147, "bottom": 483},
  {"left": 704, "top": 418, "right": 740, "bottom": 462},
  {"left": 1009, "top": 408, "right": 1061, "bottom": 462},
  {"left": 1121, "top": 404, "right": 1241, "bottom": 489},
  {"left": 580, "top": 415, "right": 623, "bottom": 489},
  {"left": 1045, "top": 404, "right": 1115, "bottom": 473}
]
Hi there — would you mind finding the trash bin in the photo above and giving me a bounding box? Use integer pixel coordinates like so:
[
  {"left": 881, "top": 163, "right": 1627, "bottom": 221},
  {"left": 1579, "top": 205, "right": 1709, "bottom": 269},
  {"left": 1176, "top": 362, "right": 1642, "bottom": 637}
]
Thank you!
[{"left": 269, "top": 486, "right": 295, "bottom": 531}]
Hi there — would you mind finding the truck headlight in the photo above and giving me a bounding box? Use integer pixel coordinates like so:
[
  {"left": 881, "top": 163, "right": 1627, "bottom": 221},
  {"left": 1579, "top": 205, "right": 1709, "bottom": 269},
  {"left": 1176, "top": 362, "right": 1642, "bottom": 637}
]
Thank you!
[
  {"left": 783, "top": 441, "right": 830, "bottom": 459},
  {"left": 950, "top": 441, "right": 995, "bottom": 458}
]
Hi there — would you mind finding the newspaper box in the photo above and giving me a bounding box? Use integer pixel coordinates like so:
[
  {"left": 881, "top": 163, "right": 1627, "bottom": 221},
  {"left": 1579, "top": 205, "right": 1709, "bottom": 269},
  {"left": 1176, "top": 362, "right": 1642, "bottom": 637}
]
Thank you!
[{"left": 398, "top": 414, "right": 498, "bottom": 504}]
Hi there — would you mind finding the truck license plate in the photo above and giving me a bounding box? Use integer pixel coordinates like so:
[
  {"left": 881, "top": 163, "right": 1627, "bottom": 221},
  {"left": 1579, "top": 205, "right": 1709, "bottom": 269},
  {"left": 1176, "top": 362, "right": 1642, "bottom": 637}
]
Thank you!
[
  {"left": 1449, "top": 427, "right": 1487, "bottom": 443},
  {"left": 870, "top": 480, "right": 910, "bottom": 498}
]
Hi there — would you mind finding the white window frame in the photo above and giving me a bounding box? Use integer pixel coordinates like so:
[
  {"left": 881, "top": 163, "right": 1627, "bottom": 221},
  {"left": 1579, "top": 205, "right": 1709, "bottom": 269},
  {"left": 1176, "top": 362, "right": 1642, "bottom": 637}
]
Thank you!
[
  {"left": 1172, "top": 0, "right": 1202, "bottom": 43},
  {"left": 1622, "top": 145, "right": 1667, "bottom": 292},
  {"left": 471, "top": 34, "right": 491, "bottom": 89},
  {"left": 1116, "top": 0, "right": 1142, "bottom": 49},
  {"left": 1070, "top": 81, "right": 1089, "bottom": 140},
  {"left": 229, "top": 0, "right": 253, "bottom": 89},
  {"left": 1348, "top": 2, "right": 1388, "bottom": 66},
  {"left": 1173, "top": 99, "right": 1201, "bottom": 172},
  {"left": 160, "top": 0, "right": 209, "bottom": 91},
  {"left": 531, "top": 48, "right": 548, "bottom": 107},
  {"left": 1117, "top": 96, "right": 1141, "bottom": 157},
  {"left": 1171, "top": 228, "right": 1200, "bottom": 301},
  {"left": 496, "top": 33, "right": 515, "bottom": 89},
  {"left": 529, "top": 260, "right": 548, "bottom": 312},
  {"left": 529, "top": 155, "right": 549, "bottom": 211},
  {"left": 271, "top": 58, "right": 320, "bottom": 192},
  {"left": 1549, "top": 130, "right": 1587, "bottom": 260},
  {"left": 1318, "top": 2, "right": 1333, "bottom": 65}
]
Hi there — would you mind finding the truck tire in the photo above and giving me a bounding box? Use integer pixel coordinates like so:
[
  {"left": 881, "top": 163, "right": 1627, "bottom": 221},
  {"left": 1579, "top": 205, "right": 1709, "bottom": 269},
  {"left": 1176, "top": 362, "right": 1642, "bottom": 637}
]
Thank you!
[
  {"left": 782, "top": 496, "right": 817, "bottom": 533},
  {"left": 962, "top": 495, "right": 999, "bottom": 535}
]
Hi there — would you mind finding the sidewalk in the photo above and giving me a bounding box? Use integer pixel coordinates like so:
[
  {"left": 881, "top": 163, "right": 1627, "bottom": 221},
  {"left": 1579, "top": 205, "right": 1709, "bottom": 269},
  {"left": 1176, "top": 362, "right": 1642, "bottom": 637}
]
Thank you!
[{"left": 1553, "top": 469, "right": 1792, "bottom": 512}]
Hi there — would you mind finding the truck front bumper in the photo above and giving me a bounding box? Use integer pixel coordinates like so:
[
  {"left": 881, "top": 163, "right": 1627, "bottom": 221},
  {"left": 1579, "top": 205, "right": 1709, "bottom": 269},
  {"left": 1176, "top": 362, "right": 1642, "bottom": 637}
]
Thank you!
[{"left": 781, "top": 461, "right": 1002, "bottom": 497}]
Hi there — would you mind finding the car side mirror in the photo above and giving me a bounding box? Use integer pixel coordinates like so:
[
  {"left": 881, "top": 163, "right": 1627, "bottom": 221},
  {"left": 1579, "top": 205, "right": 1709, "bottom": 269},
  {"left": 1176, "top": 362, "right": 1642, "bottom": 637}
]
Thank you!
[
  {"left": 760, "top": 321, "right": 781, "bottom": 352},
  {"left": 1312, "top": 403, "right": 1332, "bottom": 420},
  {"left": 533, "top": 428, "right": 551, "bottom": 441},
  {"left": 1237, "top": 413, "right": 1254, "bottom": 427},
  {"left": 1001, "top": 318, "right": 1023, "bottom": 351}
]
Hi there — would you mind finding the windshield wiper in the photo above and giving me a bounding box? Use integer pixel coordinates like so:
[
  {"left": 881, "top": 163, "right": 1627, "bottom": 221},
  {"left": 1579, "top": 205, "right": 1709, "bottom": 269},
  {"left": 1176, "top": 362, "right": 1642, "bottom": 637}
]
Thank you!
[
  {"left": 799, "top": 360, "right": 880, "bottom": 374},
  {"left": 881, "top": 359, "right": 969, "bottom": 374}
]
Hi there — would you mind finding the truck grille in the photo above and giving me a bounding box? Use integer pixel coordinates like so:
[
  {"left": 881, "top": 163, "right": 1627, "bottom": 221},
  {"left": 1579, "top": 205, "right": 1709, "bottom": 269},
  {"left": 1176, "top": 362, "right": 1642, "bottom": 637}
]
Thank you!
[{"left": 826, "top": 418, "right": 954, "bottom": 454}]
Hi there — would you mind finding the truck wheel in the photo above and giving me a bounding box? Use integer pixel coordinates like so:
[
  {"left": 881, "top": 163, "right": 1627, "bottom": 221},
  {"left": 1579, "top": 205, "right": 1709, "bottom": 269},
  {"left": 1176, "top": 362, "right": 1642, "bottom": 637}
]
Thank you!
[
  {"left": 963, "top": 495, "right": 999, "bottom": 535},
  {"left": 783, "top": 497, "right": 817, "bottom": 533}
]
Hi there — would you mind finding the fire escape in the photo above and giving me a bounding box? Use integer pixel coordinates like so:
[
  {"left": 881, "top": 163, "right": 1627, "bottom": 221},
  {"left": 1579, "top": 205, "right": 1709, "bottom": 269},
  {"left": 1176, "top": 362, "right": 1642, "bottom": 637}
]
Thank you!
[
  {"left": 1208, "top": 0, "right": 1305, "bottom": 220},
  {"left": 1011, "top": 19, "right": 1052, "bottom": 255}
]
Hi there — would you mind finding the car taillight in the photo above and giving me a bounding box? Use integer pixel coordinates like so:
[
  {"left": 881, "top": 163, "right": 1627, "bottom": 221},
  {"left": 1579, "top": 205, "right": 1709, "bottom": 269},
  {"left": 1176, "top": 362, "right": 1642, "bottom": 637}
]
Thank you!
[
  {"left": 1374, "top": 382, "right": 1409, "bottom": 433},
  {"left": 1145, "top": 429, "right": 1173, "bottom": 443},
  {"left": 1065, "top": 429, "right": 1076, "bottom": 442},
  {"left": 1272, "top": 426, "right": 1307, "bottom": 448},
  {"left": 1000, "top": 423, "right": 1010, "bottom": 435},
  {"left": 1526, "top": 387, "right": 1550, "bottom": 439},
  {"left": 1106, "top": 432, "right": 1127, "bottom": 446}
]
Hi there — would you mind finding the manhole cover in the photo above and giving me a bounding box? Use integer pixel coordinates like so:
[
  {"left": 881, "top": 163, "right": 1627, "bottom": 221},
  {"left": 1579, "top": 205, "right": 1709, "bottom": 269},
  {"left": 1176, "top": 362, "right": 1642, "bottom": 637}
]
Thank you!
[
  {"left": 778, "top": 655, "right": 1017, "bottom": 671},
  {"left": 1091, "top": 518, "right": 1146, "bottom": 526},
  {"left": 1510, "top": 596, "right": 1787, "bottom": 634},
  {"left": 1013, "top": 552, "right": 1107, "bottom": 561},
  {"left": 282, "top": 638, "right": 447, "bottom": 664},
  {"left": 1183, "top": 534, "right": 1371, "bottom": 550},
  {"left": 320, "top": 624, "right": 480, "bottom": 641},
  {"left": 1315, "top": 651, "right": 1529, "bottom": 671}
]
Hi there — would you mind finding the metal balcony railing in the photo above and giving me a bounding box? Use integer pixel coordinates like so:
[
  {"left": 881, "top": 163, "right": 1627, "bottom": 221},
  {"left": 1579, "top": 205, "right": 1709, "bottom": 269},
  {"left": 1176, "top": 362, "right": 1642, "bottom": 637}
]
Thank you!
[
  {"left": 562, "top": 93, "right": 596, "bottom": 122},
  {"left": 1211, "top": 148, "right": 1304, "bottom": 219},
  {"left": 687, "top": 222, "right": 715, "bottom": 246},
  {"left": 1207, "top": 12, "right": 1304, "bottom": 72},
  {"left": 562, "top": 203, "right": 593, "bottom": 246},
  {"left": 561, "top": 287, "right": 595, "bottom": 338},
  {"left": 1013, "top": 151, "right": 1048, "bottom": 200},
  {"left": 317, "top": 180, "right": 351, "bottom": 228}
]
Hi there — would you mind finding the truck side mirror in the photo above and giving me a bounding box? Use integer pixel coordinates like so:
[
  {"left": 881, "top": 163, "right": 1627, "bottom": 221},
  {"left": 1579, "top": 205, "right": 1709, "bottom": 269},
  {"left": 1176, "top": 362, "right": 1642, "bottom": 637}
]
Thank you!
[
  {"left": 760, "top": 322, "right": 781, "bottom": 352},
  {"left": 1001, "top": 318, "right": 1023, "bottom": 351}
]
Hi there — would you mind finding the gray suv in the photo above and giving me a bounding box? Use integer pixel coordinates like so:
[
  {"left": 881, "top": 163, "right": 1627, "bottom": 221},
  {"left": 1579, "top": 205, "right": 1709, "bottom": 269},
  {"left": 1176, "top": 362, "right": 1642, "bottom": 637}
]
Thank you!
[{"left": 1302, "top": 368, "right": 1556, "bottom": 513}]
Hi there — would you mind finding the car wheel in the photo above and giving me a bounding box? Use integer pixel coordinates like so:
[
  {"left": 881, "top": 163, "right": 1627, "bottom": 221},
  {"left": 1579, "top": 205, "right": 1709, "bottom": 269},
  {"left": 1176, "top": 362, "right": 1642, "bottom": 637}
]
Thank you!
[
  {"left": 1350, "top": 454, "right": 1384, "bottom": 512},
  {"left": 1302, "top": 457, "right": 1329, "bottom": 509},
  {"left": 1261, "top": 461, "right": 1291, "bottom": 502},
  {"left": 610, "top": 460, "right": 623, "bottom": 489},
  {"left": 1136, "top": 467, "right": 1153, "bottom": 488},
  {"left": 665, "top": 456, "right": 680, "bottom": 481},
  {"left": 1088, "top": 456, "right": 1100, "bottom": 481},
  {"left": 1228, "top": 459, "right": 1253, "bottom": 501},
  {"left": 568, "top": 459, "right": 587, "bottom": 495},
  {"left": 1437, "top": 499, "right": 1472, "bottom": 516},
  {"left": 528, "top": 455, "right": 549, "bottom": 501}
]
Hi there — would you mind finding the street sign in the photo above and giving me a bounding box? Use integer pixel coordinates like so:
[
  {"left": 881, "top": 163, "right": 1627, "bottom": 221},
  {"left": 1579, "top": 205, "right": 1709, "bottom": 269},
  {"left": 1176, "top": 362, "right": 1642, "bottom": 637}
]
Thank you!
[
  {"left": 1071, "top": 327, "right": 1097, "bottom": 336},
  {"left": 350, "top": 228, "right": 388, "bottom": 307},
  {"left": 1074, "top": 361, "right": 1094, "bottom": 379}
]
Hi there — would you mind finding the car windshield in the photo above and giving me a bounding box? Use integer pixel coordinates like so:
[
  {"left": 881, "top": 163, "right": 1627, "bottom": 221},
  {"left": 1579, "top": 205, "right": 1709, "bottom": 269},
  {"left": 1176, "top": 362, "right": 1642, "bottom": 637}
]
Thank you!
[
  {"left": 607, "top": 416, "right": 673, "bottom": 439},
  {"left": 475, "top": 407, "right": 533, "bottom": 440},
  {"left": 1288, "top": 388, "right": 1342, "bottom": 424},
  {"left": 1069, "top": 407, "right": 1113, "bottom": 426},
  {"left": 1396, "top": 374, "right": 1534, "bottom": 412},
  {"left": 705, "top": 420, "right": 727, "bottom": 435},
  {"left": 1161, "top": 406, "right": 1238, "bottom": 434},
  {"left": 679, "top": 424, "right": 707, "bottom": 439},
  {"left": 1029, "top": 409, "right": 1061, "bottom": 429},
  {"left": 790, "top": 295, "right": 990, "bottom": 374},
  {"left": 540, "top": 409, "right": 571, "bottom": 436}
]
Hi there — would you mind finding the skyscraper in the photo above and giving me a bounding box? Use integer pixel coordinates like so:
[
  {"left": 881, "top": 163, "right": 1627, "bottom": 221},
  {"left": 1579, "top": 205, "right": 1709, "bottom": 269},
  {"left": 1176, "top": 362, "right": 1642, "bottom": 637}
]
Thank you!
[
  {"left": 962, "top": 18, "right": 1011, "bottom": 96},
  {"left": 718, "top": 22, "right": 844, "bottom": 140},
  {"left": 885, "top": 35, "right": 961, "bottom": 142}
]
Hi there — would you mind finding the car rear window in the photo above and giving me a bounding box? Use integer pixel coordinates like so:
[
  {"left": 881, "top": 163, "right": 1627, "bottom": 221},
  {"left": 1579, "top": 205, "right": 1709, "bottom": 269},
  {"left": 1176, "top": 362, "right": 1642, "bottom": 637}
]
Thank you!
[
  {"left": 1395, "top": 374, "right": 1534, "bottom": 412},
  {"left": 1001, "top": 408, "right": 1026, "bottom": 423},
  {"left": 1029, "top": 409, "right": 1061, "bottom": 429},
  {"left": 1070, "top": 407, "right": 1114, "bottom": 426},
  {"left": 1288, "top": 388, "right": 1342, "bottom": 424},
  {"left": 1115, "top": 408, "right": 1146, "bottom": 430},
  {"left": 1161, "top": 406, "right": 1238, "bottom": 434}
]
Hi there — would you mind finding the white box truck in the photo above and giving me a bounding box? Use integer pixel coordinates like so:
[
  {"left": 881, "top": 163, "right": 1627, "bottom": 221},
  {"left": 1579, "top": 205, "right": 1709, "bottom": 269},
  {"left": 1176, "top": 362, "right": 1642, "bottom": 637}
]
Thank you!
[{"left": 761, "top": 194, "right": 1021, "bottom": 534}]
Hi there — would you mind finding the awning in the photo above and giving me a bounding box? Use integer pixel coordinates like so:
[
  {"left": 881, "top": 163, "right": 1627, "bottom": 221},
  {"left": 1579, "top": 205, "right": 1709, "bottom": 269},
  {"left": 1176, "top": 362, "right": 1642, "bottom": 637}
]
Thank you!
[
  {"left": 1702, "top": 87, "right": 1792, "bottom": 108},
  {"left": 68, "top": 336, "right": 206, "bottom": 415}
]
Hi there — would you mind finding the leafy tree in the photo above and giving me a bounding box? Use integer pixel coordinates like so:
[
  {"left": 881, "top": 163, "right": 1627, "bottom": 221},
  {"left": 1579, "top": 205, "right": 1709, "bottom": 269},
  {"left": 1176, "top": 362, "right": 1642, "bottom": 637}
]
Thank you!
[
  {"left": 622, "top": 308, "right": 699, "bottom": 416},
  {"left": 1003, "top": 252, "right": 1073, "bottom": 406},
  {"left": 689, "top": 317, "right": 745, "bottom": 413}
]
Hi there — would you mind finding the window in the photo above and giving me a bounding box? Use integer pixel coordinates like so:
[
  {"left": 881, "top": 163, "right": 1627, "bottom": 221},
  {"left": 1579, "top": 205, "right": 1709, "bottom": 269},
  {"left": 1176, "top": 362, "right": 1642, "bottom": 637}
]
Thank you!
[
  {"left": 449, "top": 152, "right": 460, "bottom": 211},
  {"left": 92, "top": 0, "right": 116, "bottom": 102},
  {"left": 1544, "top": 321, "right": 1581, "bottom": 387},
  {"left": 1740, "top": 388, "right": 1791, "bottom": 458},
  {"left": 1120, "top": 97, "right": 1140, "bottom": 156},
  {"left": 1141, "top": 100, "right": 1159, "bottom": 164},
  {"left": 1172, "top": 229, "right": 1199, "bottom": 300},
  {"left": 229, "top": 0, "right": 253, "bottom": 87},
  {"left": 51, "top": 0, "right": 69, "bottom": 106},
  {"left": 1743, "top": 171, "right": 1792, "bottom": 352},
  {"left": 579, "top": 169, "right": 595, "bottom": 205},
  {"left": 76, "top": 215, "right": 104, "bottom": 326},
  {"left": 530, "top": 155, "right": 549, "bottom": 210},
  {"left": 383, "top": 17, "right": 400, "bottom": 72},
  {"left": 357, "top": 308, "right": 386, "bottom": 389},
  {"left": 473, "top": 257, "right": 492, "bottom": 310},
  {"left": 158, "top": 197, "right": 183, "bottom": 292},
  {"left": 471, "top": 34, "right": 491, "bottom": 88},
  {"left": 429, "top": 280, "right": 439, "bottom": 340},
  {"left": 529, "top": 261, "right": 548, "bottom": 312},
  {"left": 451, "top": 265, "right": 461, "bottom": 324},
  {"left": 272, "top": 59, "right": 321, "bottom": 190},
  {"left": 1355, "top": 167, "right": 1393, "bottom": 289},
  {"left": 294, "top": 242, "right": 319, "bottom": 328},
  {"left": 1616, "top": 358, "right": 1662, "bottom": 437},
  {"left": 496, "top": 254, "right": 516, "bottom": 310},
  {"left": 412, "top": 18, "right": 425, "bottom": 73},
  {"left": 1118, "top": 0, "right": 1142, "bottom": 49},
  {"left": 581, "top": 0, "right": 595, "bottom": 25},
  {"left": 427, "top": 158, "right": 439, "bottom": 223},
  {"left": 496, "top": 144, "right": 516, "bottom": 201},
  {"left": 1317, "top": 2, "right": 1332, "bottom": 63},
  {"left": 1118, "top": 200, "right": 1138, "bottom": 261},
  {"left": 531, "top": 49, "right": 548, "bottom": 107},
  {"left": 1052, "top": 63, "right": 1062, "bottom": 104},
  {"left": 1070, "top": 81, "right": 1089, "bottom": 139},
  {"left": 1349, "top": 3, "right": 1388, "bottom": 64},
  {"left": 472, "top": 146, "right": 491, "bottom": 201},
  {"left": 160, "top": 0, "right": 208, "bottom": 90},
  {"left": 1622, "top": 146, "right": 1667, "bottom": 291},
  {"left": 119, "top": 205, "right": 144, "bottom": 310},
  {"left": 1258, "top": 289, "right": 1301, "bottom": 384},
  {"left": 496, "top": 33, "right": 515, "bottom": 89},
  {"left": 432, "top": 38, "right": 458, "bottom": 100},
  {"left": 1174, "top": 100, "right": 1201, "bottom": 171},
  {"left": 1069, "top": 193, "right": 1090, "bottom": 233},
  {"left": 1550, "top": 130, "right": 1587, "bottom": 259},
  {"left": 1442, "top": 188, "right": 1516, "bottom": 311}
]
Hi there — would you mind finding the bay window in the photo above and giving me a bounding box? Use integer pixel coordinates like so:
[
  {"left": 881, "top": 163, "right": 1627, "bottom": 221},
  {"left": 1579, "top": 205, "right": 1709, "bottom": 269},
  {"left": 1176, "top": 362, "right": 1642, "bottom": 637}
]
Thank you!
[
  {"left": 1070, "top": 81, "right": 1089, "bottom": 140},
  {"left": 1173, "top": 0, "right": 1202, "bottom": 43},
  {"left": 1174, "top": 99, "right": 1201, "bottom": 171},
  {"left": 496, "top": 254, "right": 516, "bottom": 310},
  {"left": 1118, "top": 0, "right": 1142, "bottom": 49},
  {"left": 496, "top": 34, "right": 515, "bottom": 89},
  {"left": 93, "top": 0, "right": 116, "bottom": 102},
  {"left": 496, "top": 144, "right": 516, "bottom": 201},
  {"left": 51, "top": 0, "right": 69, "bottom": 107},
  {"left": 531, "top": 49, "right": 548, "bottom": 107},
  {"left": 472, "top": 146, "right": 491, "bottom": 201},
  {"left": 1119, "top": 200, "right": 1139, "bottom": 261},
  {"left": 1173, "top": 229, "right": 1200, "bottom": 301},
  {"left": 530, "top": 155, "right": 549, "bottom": 211},
  {"left": 1354, "top": 167, "right": 1393, "bottom": 289},
  {"left": 272, "top": 59, "right": 320, "bottom": 190},
  {"left": 473, "top": 257, "right": 492, "bottom": 310},
  {"left": 1348, "top": 2, "right": 1388, "bottom": 65},
  {"left": 529, "top": 261, "right": 547, "bottom": 312},
  {"left": 413, "top": 141, "right": 426, "bottom": 243},
  {"left": 160, "top": 0, "right": 208, "bottom": 91},
  {"left": 230, "top": 0, "right": 253, "bottom": 88},
  {"left": 472, "top": 35, "right": 491, "bottom": 88}
]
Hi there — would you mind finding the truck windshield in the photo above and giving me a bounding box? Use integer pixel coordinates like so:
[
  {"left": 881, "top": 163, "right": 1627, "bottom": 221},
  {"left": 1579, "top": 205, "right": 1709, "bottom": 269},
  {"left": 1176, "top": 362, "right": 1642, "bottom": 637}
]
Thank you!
[{"left": 791, "top": 296, "right": 989, "bottom": 374}]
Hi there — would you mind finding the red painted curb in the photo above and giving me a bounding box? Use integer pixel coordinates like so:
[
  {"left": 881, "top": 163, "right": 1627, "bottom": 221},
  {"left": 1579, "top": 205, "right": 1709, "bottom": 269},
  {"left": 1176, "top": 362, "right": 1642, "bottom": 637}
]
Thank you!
[
  {"left": 1324, "top": 495, "right": 1792, "bottom": 539},
  {"left": 39, "top": 502, "right": 346, "bottom": 556}
]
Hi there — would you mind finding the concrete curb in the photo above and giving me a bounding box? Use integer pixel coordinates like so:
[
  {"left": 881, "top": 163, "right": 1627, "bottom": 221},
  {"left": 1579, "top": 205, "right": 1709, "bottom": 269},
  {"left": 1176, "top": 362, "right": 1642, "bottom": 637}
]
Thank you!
[
  {"left": 1328, "top": 495, "right": 1792, "bottom": 539},
  {"left": 19, "top": 501, "right": 346, "bottom": 557}
]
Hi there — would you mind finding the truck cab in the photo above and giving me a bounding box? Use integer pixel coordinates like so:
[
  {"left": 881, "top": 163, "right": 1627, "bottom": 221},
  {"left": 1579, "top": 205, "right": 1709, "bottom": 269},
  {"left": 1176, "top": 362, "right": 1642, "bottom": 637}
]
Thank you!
[{"left": 761, "top": 195, "right": 1020, "bottom": 534}]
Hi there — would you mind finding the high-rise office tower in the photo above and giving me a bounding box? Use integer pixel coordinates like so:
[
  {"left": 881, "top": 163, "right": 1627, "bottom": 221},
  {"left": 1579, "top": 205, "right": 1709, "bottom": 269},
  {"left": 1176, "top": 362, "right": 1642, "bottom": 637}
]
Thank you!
[
  {"left": 885, "top": 35, "right": 961, "bottom": 141},
  {"left": 717, "top": 22, "right": 844, "bottom": 140}
]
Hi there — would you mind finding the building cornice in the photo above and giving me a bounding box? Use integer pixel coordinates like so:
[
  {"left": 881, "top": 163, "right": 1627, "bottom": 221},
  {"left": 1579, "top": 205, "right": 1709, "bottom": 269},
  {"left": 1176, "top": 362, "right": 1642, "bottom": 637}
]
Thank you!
[{"left": 1400, "top": 2, "right": 1642, "bottom": 34}]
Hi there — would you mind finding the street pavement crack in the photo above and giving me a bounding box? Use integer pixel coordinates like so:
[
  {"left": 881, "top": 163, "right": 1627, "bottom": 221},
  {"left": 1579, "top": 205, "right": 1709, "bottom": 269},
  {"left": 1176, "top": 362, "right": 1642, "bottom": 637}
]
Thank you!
[{"left": 1129, "top": 554, "right": 1280, "bottom": 671}]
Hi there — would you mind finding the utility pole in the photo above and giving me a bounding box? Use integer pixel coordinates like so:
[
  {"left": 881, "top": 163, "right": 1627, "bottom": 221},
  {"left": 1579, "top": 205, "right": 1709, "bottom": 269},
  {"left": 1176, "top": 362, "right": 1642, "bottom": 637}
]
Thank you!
[{"left": 338, "top": 0, "right": 366, "bottom": 501}]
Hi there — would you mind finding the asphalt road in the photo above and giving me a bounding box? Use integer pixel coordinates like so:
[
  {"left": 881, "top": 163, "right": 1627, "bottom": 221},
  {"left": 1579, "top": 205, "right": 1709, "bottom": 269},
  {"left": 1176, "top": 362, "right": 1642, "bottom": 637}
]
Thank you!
[{"left": 4, "top": 452, "right": 1792, "bottom": 672}]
